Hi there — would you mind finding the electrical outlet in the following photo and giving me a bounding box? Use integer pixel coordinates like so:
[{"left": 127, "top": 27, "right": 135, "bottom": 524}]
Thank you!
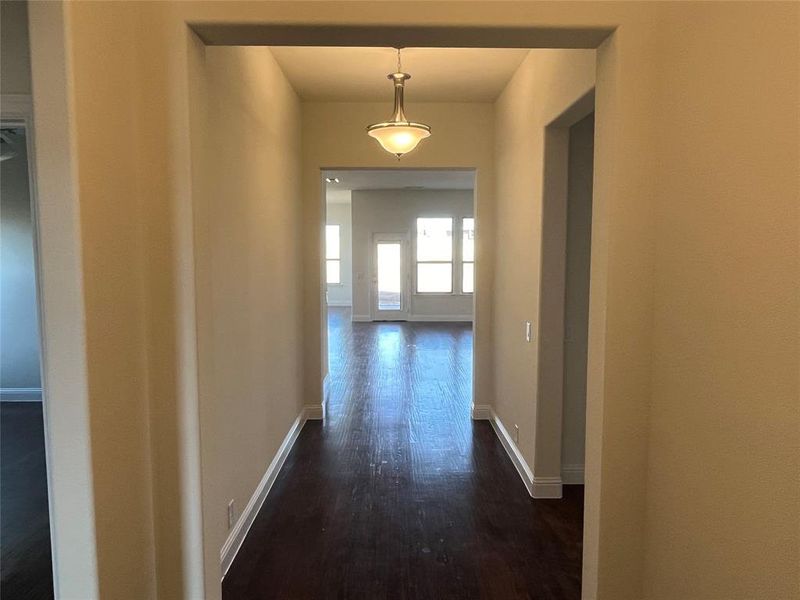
[
  {"left": 227, "top": 500, "right": 236, "bottom": 529},
  {"left": 525, "top": 321, "right": 532, "bottom": 342},
  {"left": 514, "top": 424, "right": 520, "bottom": 444}
]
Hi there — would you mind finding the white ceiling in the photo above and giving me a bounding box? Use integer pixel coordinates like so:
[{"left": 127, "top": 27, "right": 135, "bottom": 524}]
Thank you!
[
  {"left": 324, "top": 169, "right": 475, "bottom": 200},
  {"left": 270, "top": 47, "right": 529, "bottom": 102}
]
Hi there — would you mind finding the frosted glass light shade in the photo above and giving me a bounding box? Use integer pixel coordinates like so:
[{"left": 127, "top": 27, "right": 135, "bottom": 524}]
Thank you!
[
  {"left": 367, "top": 63, "right": 431, "bottom": 158},
  {"left": 367, "top": 123, "right": 431, "bottom": 157}
]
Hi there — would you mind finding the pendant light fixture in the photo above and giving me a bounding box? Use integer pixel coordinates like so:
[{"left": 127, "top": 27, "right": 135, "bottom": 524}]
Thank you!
[{"left": 367, "top": 49, "right": 431, "bottom": 158}]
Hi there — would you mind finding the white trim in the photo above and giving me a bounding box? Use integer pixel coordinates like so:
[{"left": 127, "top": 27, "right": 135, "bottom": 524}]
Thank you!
[
  {"left": 25, "top": 4, "right": 102, "bottom": 594},
  {"left": 304, "top": 403, "right": 325, "bottom": 421},
  {"left": 408, "top": 314, "right": 472, "bottom": 322},
  {"left": 220, "top": 410, "right": 308, "bottom": 578},
  {"left": 488, "top": 408, "right": 536, "bottom": 497},
  {"left": 470, "top": 403, "right": 492, "bottom": 420},
  {"left": 478, "top": 406, "right": 563, "bottom": 499},
  {"left": 326, "top": 300, "right": 352, "bottom": 307},
  {"left": 370, "top": 232, "right": 411, "bottom": 321},
  {"left": 561, "top": 464, "right": 585, "bottom": 485},
  {"left": 1, "top": 94, "right": 34, "bottom": 115},
  {"left": 0, "top": 387, "right": 43, "bottom": 401},
  {"left": 531, "top": 476, "right": 563, "bottom": 498},
  {"left": 354, "top": 313, "right": 473, "bottom": 323}
]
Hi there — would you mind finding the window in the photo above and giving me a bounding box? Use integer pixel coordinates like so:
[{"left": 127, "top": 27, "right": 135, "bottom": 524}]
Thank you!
[
  {"left": 326, "top": 224, "right": 340, "bottom": 284},
  {"left": 462, "top": 218, "right": 475, "bottom": 294},
  {"left": 416, "top": 217, "right": 453, "bottom": 293}
]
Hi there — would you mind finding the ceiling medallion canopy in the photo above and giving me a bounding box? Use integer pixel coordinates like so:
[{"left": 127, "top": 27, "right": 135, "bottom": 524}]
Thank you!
[{"left": 367, "top": 49, "right": 431, "bottom": 158}]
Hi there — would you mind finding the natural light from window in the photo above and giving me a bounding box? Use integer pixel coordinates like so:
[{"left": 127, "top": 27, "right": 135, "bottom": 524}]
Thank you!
[
  {"left": 416, "top": 217, "right": 453, "bottom": 293},
  {"left": 326, "top": 224, "right": 340, "bottom": 284},
  {"left": 376, "top": 242, "right": 402, "bottom": 310},
  {"left": 462, "top": 218, "right": 474, "bottom": 294}
]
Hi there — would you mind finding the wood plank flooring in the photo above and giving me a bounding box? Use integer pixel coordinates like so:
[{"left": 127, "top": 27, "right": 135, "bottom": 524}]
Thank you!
[
  {"left": 1, "top": 401, "right": 54, "bottom": 600},
  {"left": 223, "top": 308, "right": 583, "bottom": 599}
]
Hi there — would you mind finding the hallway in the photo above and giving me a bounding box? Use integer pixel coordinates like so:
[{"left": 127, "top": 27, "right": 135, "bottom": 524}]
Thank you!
[{"left": 223, "top": 308, "right": 584, "bottom": 599}]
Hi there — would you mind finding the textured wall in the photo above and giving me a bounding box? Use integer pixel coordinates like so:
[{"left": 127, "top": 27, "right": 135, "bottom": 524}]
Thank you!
[{"left": 196, "top": 45, "right": 304, "bottom": 600}]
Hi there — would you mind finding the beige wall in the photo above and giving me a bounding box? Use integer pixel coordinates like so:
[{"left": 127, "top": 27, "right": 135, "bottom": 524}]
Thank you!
[
  {"left": 493, "top": 6, "right": 799, "bottom": 598},
  {"left": 492, "top": 49, "right": 595, "bottom": 483},
  {"left": 643, "top": 4, "right": 800, "bottom": 598},
  {"left": 68, "top": 2, "right": 156, "bottom": 597},
  {"left": 195, "top": 46, "right": 304, "bottom": 599},
  {"left": 30, "top": 2, "right": 799, "bottom": 599}
]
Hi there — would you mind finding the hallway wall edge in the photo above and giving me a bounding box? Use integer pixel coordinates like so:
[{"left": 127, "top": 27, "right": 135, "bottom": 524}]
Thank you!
[
  {"left": 474, "top": 404, "right": 564, "bottom": 499},
  {"left": 219, "top": 410, "right": 308, "bottom": 578}
]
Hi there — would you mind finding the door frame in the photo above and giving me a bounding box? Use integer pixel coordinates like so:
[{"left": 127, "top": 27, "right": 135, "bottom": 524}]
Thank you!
[
  {"left": 2, "top": 88, "right": 98, "bottom": 597},
  {"left": 534, "top": 90, "right": 596, "bottom": 497},
  {"left": 0, "top": 94, "right": 63, "bottom": 594},
  {"left": 370, "top": 232, "right": 411, "bottom": 321}
]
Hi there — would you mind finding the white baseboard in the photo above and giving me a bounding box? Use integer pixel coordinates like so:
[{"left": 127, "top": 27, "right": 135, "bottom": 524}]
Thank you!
[
  {"left": 304, "top": 403, "right": 324, "bottom": 420},
  {"left": 478, "top": 406, "right": 563, "bottom": 499},
  {"left": 220, "top": 410, "right": 307, "bottom": 577},
  {"left": 561, "top": 464, "right": 585, "bottom": 485},
  {"left": 352, "top": 314, "right": 473, "bottom": 323},
  {"left": 488, "top": 409, "right": 536, "bottom": 497},
  {"left": 531, "top": 476, "right": 563, "bottom": 498},
  {"left": 326, "top": 301, "right": 352, "bottom": 307},
  {"left": 0, "top": 387, "right": 43, "bottom": 401},
  {"left": 408, "top": 314, "right": 473, "bottom": 322},
  {"left": 471, "top": 403, "right": 493, "bottom": 420}
]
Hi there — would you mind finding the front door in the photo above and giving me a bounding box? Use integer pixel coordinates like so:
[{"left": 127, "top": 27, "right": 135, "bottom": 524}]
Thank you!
[{"left": 371, "top": 234, "right": 409, "bottom": 321}]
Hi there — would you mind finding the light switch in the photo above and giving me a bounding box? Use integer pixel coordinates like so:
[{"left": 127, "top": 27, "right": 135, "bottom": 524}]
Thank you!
[{"left": 525, "top": 321, "right": 532, "bottom": 342}]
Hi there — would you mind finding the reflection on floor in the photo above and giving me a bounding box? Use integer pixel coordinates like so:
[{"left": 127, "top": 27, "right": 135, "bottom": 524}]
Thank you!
[
  {"left": 1, "top": 402, "right": 54, "bottom": 600},
  {"left": 223, "top": 307, "right": 583, "bottom": 599}
]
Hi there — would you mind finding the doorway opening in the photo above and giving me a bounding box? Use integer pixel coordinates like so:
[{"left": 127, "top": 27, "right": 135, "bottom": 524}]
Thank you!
[
  {"left": 322, "top": 167, "right": 477, "bottom": 419},
  {"left": 31, "top": 8, "right": 628, "bottom": 596},
  {"left": 0, "top": 118, "right": 54, "bottom": 599},
  {"left": 535, "top": 90, "right": 595, "bottom": 503},
  {"left": 183, "top": 32, "right": 606, "bottom": 600},
  {"left": 561, "top": 111, "right": 595, "bottom": 486},
  {"left": 373, "top": 233, "right": 407, "bottom": 318}
]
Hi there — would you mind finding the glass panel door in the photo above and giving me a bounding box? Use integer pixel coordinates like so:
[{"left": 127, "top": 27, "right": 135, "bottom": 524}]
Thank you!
[
  {"left": 372, "top": 234, "right": 408, "bottom": 320},
  {"left": 377, "top": 242, "right": 402, "bottom": 311}
]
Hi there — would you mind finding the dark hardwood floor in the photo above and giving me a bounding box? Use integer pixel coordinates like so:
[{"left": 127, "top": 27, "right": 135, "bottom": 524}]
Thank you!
[
  {"left": 223, "top": 308, "right": 583, "bottom": 600},
  {"left": 1, "top": 401, "right": 54, "bottom": 600}
]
